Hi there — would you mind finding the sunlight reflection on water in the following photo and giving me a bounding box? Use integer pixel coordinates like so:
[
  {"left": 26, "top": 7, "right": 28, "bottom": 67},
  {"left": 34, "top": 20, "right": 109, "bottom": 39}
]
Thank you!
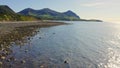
[
  {"left": 105, "top": 48, "right": 120, "bottom": 68},
  {"left": 99, "top": 32, "right": 120, "bottom": 68}
]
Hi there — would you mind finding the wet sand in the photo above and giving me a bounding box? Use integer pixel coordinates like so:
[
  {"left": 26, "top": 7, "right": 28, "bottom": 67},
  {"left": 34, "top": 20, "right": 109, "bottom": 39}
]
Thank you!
[{"left": 0, "top": 21, "right": 66, "bottom": 35}]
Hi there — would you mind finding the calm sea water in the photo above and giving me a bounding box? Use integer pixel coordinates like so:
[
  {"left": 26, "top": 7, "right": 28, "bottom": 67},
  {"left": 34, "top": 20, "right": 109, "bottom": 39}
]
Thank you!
[{"left": 5, "top": 21, "right": 120, "bottom": 68}]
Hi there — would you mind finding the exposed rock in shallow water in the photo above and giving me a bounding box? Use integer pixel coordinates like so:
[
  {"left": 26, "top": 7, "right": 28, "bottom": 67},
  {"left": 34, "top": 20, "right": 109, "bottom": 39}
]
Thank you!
[{"left": 64, "top": 60, "right": 68, "bottom": 63}]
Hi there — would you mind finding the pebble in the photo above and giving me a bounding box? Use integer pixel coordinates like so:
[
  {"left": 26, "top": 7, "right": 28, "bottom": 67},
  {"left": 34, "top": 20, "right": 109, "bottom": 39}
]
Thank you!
[
  {"left": 53, "top": 33, "right": 55, "bottom": 34},
  {"left": 28, "top": 37, "right": 30, "bottom": 40},
  {"left": 39, "top": 37, "right": 42, "bottom": 39},
  {"left": 64, "top": 60, "right": 68, "bottom": 63},
  {"left": 0, "top": 62, "right": 2, "bottom": 68},
  {"left": 9, "top": 64, "right": 12, "bottom": 68},
  {"left": 6, "top": 59, "right": 10, "bottom": 62},
  {"left": 25, "top": 49, "right": 28, "bottom": 53},
  {"left": 1, "top": 56, "right": 6, "bottom": 60},
  {"left": 40, "top": 65, "right": 44, "bottom": 68},
  {"left": 9, "top": 57, "right": 15, "bottom": 61},
  {"left": 0, "top": 62, "right": 2, "bottom": 65},
  {"left": 21, "top": 60, "right": 26, "bottom": 64}
]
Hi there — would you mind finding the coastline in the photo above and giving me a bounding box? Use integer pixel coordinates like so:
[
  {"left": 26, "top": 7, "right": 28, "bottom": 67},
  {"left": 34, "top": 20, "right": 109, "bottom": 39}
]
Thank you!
[{"left": 0, "top": 21, "right": 66, "bottom": 35}]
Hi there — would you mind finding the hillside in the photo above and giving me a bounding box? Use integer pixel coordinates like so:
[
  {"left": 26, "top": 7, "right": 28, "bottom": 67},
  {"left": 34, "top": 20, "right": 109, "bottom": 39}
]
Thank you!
[
  {"left": 18, "top": 8, "right": 80, "bottom": 21},
  {"left": 0, "top": 5, "right": 102, "bottom": 22},
  {"left": 0, "top": 5, "right": 37, "bottom": 21}
]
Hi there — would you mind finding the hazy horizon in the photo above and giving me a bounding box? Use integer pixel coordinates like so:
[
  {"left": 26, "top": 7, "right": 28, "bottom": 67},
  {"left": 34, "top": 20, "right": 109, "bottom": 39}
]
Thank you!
[{"left": 0, "top": 0, "right": 120, "bottom": 23}]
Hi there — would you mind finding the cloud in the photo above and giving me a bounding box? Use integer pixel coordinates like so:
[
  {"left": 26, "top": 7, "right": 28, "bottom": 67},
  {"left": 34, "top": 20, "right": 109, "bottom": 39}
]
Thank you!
[
  {"left": 81, "top": 0, "right": 120, "bottom": 8},
  {"left": 81, "top": 2, "right": 104, "bottom": 7}
]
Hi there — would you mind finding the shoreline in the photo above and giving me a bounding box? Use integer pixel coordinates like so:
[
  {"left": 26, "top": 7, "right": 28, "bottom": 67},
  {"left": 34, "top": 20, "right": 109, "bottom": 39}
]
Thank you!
[
  {"left": 0, "top": 21, "right": 66, "bottom": 35},
  {"left": 0, "top": 21, "right": 68, "bottom": 67}
]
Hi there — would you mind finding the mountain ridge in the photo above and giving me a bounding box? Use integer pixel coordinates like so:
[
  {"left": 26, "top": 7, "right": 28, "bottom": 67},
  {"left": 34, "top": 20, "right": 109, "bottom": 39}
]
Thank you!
[
  {"left": 18, "top": 8, "right": 80, "bottom": 21},
  {"left": 0, "top": 5, "right": 102, "bottom": 22}
]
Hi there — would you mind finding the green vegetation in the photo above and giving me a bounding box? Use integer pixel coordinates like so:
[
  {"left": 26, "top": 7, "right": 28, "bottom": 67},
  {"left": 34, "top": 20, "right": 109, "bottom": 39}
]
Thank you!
[
  {"left": 0, "top": 5, "right": 37, "bottom": 21},
  {"left": 0, "top": 14, "right": 37, "bottom": 21},
  {"left": 18, "top": 8, "right": 80, "bottom": 21}
]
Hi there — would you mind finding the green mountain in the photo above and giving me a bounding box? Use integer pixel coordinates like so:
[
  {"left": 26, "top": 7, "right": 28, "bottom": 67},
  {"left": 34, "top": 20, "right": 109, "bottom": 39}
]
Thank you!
[
  {"left": 0, "top": 5, "right": 37, "bottom": 21},
  {"left": 18, "top": 8, "right": 80, "bottom": 21},
  {"left": 0, "top": 5, "right": 102, "bottom": 22}
]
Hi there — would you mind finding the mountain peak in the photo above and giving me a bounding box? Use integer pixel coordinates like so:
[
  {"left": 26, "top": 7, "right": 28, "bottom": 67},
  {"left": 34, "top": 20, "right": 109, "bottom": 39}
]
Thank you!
[
  {"left": 42, "top": 8, "right": 51, "bottom": 10},
  {"left": 25, "top": 8, "right": 34, "bottom": 10},
  {"left": 63, "top": 10, "right": 80, "bottom": 18},
  {"left": 0, "top": 5, "right": 15, "bottom": 14},
  {"left": 18, "top": 8, "right": 35, "bottom": 15},
  {"left": 66, "top": 10, "right": 73, "bottom": 13},
  {"left": 0, "top": 5, "right": 8, "bottom": 7},
  {"left": 21, "top": 8, "right": 35, "bottom": 12},
  {"left": 40, "top": 8, "right": 57, "bottom": 13}
]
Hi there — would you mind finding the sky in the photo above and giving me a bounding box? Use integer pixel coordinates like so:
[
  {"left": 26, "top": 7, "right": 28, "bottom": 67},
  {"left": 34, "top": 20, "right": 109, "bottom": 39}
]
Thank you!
[{"left": 0, "top": 0, "right": 120, "bottom": 23}]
